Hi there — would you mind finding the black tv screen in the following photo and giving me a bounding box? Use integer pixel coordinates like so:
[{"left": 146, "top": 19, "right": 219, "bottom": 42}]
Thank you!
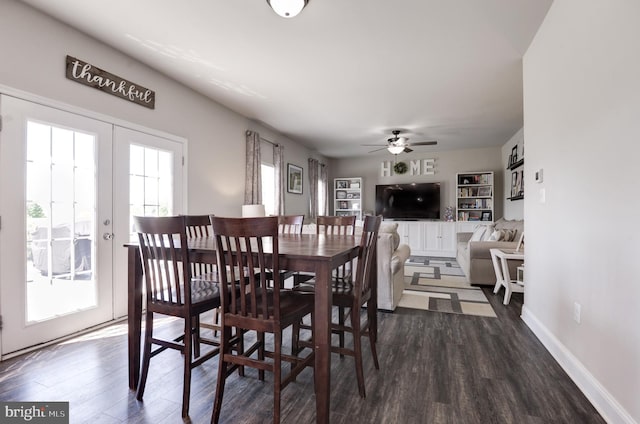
[{"left": 375, "top": 183, "right": 441, "bottom": 220}]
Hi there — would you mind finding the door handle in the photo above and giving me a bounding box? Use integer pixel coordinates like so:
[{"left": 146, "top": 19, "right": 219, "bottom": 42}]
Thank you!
[{"left": 103, "top": 233, "right": 114, "bottom": 241}]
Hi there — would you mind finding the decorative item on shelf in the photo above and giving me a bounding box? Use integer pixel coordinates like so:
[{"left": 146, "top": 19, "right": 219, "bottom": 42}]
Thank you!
[
  {"left": 444, "top": 206, "right": 455, "bottom": 222},
  {"left": 336, "top": 180, "right": 348, "bottom": 189},
  {"left": 336, "top": 190, "right": 347, "bottom": 199},
  {"left": 481, "top": 211, "right": 492, "bottom": 221},
  {"left": 511, "top": 145, "right": 518, "bottom": 165},
  {"left": 393, "top": 161, "right": 408, "bottom": 174}
]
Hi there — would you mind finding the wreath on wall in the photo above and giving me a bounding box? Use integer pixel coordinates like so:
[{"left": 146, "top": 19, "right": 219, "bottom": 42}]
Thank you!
[{"left": 393, "top": 161, "right": 408, "bottom": 174}]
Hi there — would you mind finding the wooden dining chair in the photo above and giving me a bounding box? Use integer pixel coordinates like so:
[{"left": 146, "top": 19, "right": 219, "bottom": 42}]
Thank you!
[
  {"left": 210, "top": 216, "right": 315, "bottom": 424},
  {"left": 134, "top": 215, "right": 221, "bottom": 418},
  {"left": 316, "top": 214, "right": 356, "bottom": 235},
  {"left": 183, "top": 214, "right": 222, "bottom": 349},
  {"left": 294, "top": 215, "right": 381, "bottom": 397},
  {"left": 267, "top": 215, "right": 304, "bottom": 288},
  {"left": 278, "top": 214, "right": 304, "bottom": 235},
  {"left": 293, "top": 215, "right": 357, "bottom": 287}
]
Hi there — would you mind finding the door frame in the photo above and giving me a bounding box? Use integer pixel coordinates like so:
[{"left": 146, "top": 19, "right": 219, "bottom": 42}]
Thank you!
[{"left": 0, "top": 84, "right": 188, "bottom": 357}]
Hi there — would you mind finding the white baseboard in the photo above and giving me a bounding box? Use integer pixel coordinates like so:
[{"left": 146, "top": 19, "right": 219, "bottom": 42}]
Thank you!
[{"left": 521, "top": 306, "right": 636, "bottom": 424}]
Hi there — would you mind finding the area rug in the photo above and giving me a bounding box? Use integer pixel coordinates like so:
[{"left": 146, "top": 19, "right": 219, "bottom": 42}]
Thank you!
[{"left": 399, "top": 256, "right": 497, "bottom": 318}]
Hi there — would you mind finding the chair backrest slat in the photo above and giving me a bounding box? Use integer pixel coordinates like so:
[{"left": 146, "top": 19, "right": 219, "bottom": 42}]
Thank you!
[
  {"left": 353, "top": 215, "right": 382, "bottom": 302},
  {"left": 211, "top": 216, "right": 281, "bottom": 322}
]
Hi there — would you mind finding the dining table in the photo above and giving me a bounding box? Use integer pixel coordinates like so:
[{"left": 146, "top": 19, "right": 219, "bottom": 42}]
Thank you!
[{"left": 126, "top": 232, "right": 376, "bottom": 424}]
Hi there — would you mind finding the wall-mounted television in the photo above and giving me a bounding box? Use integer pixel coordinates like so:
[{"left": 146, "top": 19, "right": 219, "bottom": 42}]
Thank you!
[{"left": 375, "top": 183, "right": 441, "bottom": 220}]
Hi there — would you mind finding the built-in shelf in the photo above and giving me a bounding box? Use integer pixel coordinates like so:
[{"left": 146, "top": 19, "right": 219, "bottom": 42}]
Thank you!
[
  {"left": 507, "top": 158, "right": 524, "bottom": 170},
  {"left": 508, "top": 158, "right": 524, "bottom": 201},
  {"left": 456, "top": 171, "right": 494, "bottom": 222},
  {"left": 334, "top": 177, "right": 362, "bottom": 220}
]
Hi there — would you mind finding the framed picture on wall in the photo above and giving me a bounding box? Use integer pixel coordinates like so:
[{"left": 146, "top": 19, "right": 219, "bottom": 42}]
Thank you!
[
  {"left": 511, "top": 171, "right": 520, "bottom": 197},
  {"left": 287, "top": 163, "right": 303, "bottom": 194}
]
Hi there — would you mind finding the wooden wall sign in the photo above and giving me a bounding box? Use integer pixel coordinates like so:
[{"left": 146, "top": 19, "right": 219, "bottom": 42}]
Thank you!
[{"left": 65, "top": 55, "right": 155, "bottom": 109}]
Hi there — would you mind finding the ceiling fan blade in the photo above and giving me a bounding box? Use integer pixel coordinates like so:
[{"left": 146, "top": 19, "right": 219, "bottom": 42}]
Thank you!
[
  {"left": 403, "top": 147, "right": 413, "bottom": 153},
  {"left": 410, "top": 141, "right": 438, "bottom": 146},
  {"left": 361, "top": 143, "right": 388, "bottom": 147},
  {"left": 368, "top": 146, "right": 389, "bottom": 153}
]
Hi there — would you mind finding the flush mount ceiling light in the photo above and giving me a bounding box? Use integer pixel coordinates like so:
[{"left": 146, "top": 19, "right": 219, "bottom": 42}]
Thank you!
[{"left": 267, "top": 0, "right": 309, "bottom": 18}]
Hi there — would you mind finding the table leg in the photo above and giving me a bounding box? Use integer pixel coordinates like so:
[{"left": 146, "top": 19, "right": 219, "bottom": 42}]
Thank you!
[
  {"left": 127, "top": 246, "right": 143, "bottom": 390},
  {"left": 500, "top": 256, "right": 513, "bottom": 305},
  {"left": 314, "top": 262, "right": 331, "bottom": 424},
  {"left": 490, "top": 250, "right": 504, "bottom": 295}
]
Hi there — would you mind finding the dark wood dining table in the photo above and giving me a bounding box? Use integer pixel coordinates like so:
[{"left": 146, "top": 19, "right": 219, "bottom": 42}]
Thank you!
[{"left": 126, "top": 233, "right": 376, "bottom": 424}]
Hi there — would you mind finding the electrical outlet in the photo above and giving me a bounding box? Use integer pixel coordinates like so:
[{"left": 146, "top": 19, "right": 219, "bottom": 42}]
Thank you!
[{"left": 573, "top": 302, "right": 581, "bottom": 324}]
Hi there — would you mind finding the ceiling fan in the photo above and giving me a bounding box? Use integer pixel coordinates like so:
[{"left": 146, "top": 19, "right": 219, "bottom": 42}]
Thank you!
[{"left": 364, "top": 130, "right": 437, "bottom": 154}]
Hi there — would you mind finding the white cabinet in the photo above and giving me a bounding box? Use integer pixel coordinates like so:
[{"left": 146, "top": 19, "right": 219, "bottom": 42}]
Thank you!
[
  {"left": 334, "top": 177, "right": 362, "bottom": 221},
  {"left": 424, "top": 222, "right": 456, "bottom": 256},
  {"left": 395, "top": 221, "right": 456, "bottom": 257}
]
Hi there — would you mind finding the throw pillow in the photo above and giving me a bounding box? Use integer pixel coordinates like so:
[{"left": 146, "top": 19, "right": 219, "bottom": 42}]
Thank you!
[
  {"left": 503, "top": 229, "right": 517, "bottom": 242},
  {"left": 488, "top": 229, "right": 504, "bottom": 241},
  {"left": 379, "top": 222, "right": 400, "bottom": 250},
  {"left": 482, "top": 225, "right": 496, "bottom": 241},
  {"left": 469, "top": 225, "right": 486, "bottom": 242}
]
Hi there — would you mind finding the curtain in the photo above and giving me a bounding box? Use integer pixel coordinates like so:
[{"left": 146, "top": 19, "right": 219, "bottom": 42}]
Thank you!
[
  {"left": 244, "top": 130, "right": 262, "bottom": 205},
  {"left": 308, "top": 158, "right": 319, "bottom": 220},
  {"left": 319, "top": 162, "right": 328, "bottom": 216},
  {"left": 274, "top": 144, "right": 285, "bottom": 215}
]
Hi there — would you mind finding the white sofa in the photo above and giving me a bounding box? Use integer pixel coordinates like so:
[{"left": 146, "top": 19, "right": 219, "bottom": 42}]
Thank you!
[{"left": 301, "top": 221, "right": 410, "bottom": 311}]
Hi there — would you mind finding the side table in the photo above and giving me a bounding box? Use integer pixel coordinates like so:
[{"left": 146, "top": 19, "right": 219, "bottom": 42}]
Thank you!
[{"left": 490, "top": 248, "right": 525, "bottom": 305}]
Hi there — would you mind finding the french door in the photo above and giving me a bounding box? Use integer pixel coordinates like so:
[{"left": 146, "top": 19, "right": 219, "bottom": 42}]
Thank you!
[{"left": 0, "top": 95, "right": 184, "bottom": 356}]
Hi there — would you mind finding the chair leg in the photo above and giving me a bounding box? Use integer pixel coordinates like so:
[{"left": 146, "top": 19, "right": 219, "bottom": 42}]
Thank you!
[
  {"left": 338, "top": 307, "right": 345, "bottom": 358},
  {"left": 182, "top": 317, "right": 193, "bottom": 417},
  {"left": 369, "top": 335, "right": 380, "bottom": 371},
  {"left": 213, "top": 308, "right": 221, "bottom": 337},
  {"left": 352, "top": 307, "right": 366, "bottom": 398},
  {"left": 291, "top": 320, "right": 300, "bottom": 377},
  {"left": 273, "top": 331, "right": 282, "bottom": 424},
  {"left": 192, "top": 315, "right": 201, "bottom": 358},
  {"left": 136, "top": 311, "right": 154, "bottom": 401},
  {"left": 258, "top": 331, "right": 265, "bottom": 381},
  {"left": 211, "top": 327, "right": 232, "bottom": 424}
]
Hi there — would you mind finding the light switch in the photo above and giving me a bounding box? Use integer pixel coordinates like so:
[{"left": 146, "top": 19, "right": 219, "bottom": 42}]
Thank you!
[{"left": 539, "top": 188, "right": 546, "bottom": 203}]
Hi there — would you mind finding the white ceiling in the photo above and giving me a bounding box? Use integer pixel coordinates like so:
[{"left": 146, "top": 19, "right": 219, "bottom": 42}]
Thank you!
[{"left": 20, "top": 0, "right": 552, "bottom": 158}]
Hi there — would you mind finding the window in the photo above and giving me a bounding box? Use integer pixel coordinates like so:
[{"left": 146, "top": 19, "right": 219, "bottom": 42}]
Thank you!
[
  {"left": 318, "top": 178, "right": 326, "bottom": 216},
  {"left": 261, "top": 163, "right": 275, "bottom": 216}
]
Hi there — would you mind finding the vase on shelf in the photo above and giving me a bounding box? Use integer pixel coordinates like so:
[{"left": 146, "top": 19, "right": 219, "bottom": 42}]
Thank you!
[{"left": 444, "top": 206, "right": 455, "bottom": 222}]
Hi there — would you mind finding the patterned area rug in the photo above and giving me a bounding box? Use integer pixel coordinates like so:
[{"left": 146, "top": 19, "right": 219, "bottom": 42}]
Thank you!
[{"left": 399, "top": 256, "right": 497, "bottom": 318}]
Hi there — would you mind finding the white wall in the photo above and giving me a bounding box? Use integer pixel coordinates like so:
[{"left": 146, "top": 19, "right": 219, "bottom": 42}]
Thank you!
[
  {"left": 523, "top": 1, "right": 640, "bottom": 423},
  {"left": 329, "top": 146, "right": 503, "bottom": 219},
  {"left": 0, "top": 0, "right": 322, "bottom": 217},
  {"left": 502, "top": 127, "right": 524, "bottom": 220}
]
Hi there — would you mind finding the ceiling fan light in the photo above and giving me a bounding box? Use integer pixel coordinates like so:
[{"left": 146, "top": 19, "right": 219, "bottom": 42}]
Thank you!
[
  {"left": 267, "top": 0, "right": 308, "bottom": 18},
  {"left": 387, "top": 145, "right": 405, "bottom": 155}
]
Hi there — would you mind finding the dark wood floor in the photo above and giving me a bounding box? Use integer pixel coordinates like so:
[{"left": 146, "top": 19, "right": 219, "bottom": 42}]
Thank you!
[{"left": 0, "top": 289, "right": 605, "bottom": 424}]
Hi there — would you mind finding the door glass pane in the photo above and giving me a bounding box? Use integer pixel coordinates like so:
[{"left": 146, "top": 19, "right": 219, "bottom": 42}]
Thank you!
[
  {"left": 129, "top": 145, "right": 174, "bottom": 238},
  {"left": 26, "top": 121, "right": 97, "bottom": 323}
]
